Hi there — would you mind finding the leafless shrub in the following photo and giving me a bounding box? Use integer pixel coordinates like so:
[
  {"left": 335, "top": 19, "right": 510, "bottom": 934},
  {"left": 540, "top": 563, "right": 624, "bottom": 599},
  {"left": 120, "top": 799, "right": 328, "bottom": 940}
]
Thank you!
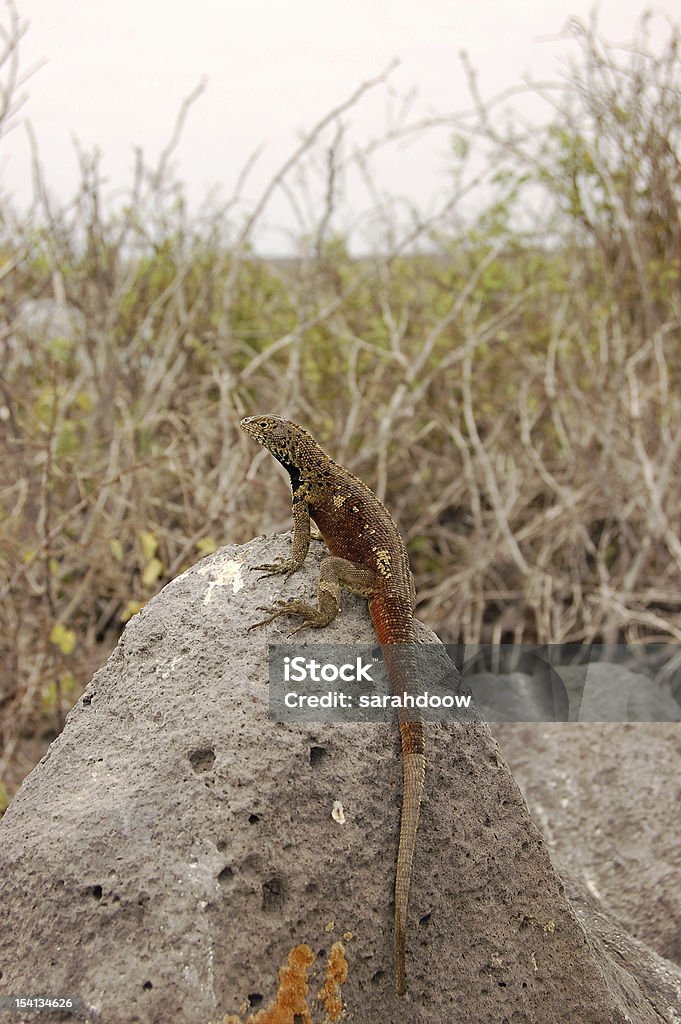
[{"left": 1, "top": 11, "right": 680, "bottom": 804}]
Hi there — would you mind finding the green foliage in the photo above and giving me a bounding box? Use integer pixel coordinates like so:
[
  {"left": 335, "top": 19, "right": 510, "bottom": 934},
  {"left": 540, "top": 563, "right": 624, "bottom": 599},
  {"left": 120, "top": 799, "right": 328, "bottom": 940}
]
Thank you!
[
  {"left": 41, "top": 672, "right": 77, "bottom": 713},
  {"left": 49, "top": 624, "right": 76, "bottom": 656}
]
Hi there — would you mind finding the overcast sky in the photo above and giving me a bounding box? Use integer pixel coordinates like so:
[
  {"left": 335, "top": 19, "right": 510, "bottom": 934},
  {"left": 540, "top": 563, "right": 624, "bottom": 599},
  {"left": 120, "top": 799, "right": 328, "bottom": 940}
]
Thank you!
[{"left": 2, "top": 1, "right": 679, "bottom": 249}]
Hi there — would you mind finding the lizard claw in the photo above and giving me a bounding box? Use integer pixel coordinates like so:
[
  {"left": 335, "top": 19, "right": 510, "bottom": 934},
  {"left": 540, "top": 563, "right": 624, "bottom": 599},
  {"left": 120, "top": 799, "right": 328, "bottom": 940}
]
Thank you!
[
  {"left": 287, "top": 621, "right": 312, "bottom": 638},
  {"left": 247, "top": 600, "right": 291, "bottom": 632},
  {"left": 246, "top": 617, "right": 269, "bottom": 632},
  {"left": 252, "top": 560, "right": 297, "bottom": 580},
  {"left": 247, "top": 606, "right": 278, "bottom": 631}
]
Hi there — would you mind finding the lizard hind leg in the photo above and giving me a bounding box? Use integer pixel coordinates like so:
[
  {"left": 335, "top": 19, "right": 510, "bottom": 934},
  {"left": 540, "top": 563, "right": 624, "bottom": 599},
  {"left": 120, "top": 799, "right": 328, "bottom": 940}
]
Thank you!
[
  {"left": 248, "top": 556, "right": 377, "bottom": 635},
  {"left": 249, "top": 595, "right": 336, "bottom": 635}
]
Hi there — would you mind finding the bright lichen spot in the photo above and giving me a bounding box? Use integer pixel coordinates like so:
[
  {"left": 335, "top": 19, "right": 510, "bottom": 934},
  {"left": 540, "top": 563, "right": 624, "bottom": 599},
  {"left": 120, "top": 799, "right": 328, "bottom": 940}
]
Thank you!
[
  {"left": 199, "top": 557, "right": 245, "bottom": 603},
  {"left": 215, "top": 941, "right": 348, "bottom": 1024},
  {"left": 218, "top": 944, "right": 315, "bottom": 1024},
  {"left": 317, "top": 942, "right": 348, "bottom": 1022}
]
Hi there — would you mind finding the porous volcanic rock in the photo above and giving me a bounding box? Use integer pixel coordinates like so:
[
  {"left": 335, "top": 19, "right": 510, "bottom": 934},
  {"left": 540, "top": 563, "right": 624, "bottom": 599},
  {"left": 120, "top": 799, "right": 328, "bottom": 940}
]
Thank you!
[
  {"left": 1, "top": 536, "right": 680, "bottom": 1024},
  {"left": 492, "top": 716, "right": 681, "bottom": 969}
]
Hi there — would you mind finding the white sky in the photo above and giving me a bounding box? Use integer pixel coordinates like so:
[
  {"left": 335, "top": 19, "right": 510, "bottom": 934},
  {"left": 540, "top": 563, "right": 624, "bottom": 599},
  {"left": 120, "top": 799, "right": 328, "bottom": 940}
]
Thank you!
[{"left": 2, "top": 1, "right": 679, "bottom": 250}]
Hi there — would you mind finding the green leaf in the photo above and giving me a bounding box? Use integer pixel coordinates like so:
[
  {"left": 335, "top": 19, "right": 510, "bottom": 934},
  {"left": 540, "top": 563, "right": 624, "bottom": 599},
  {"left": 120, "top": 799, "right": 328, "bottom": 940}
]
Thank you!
[
  {"left": 75, "top": 390, "right": 93, "bottom": 411},
  {"left": 45, "top": 336, "right": 74, "bottom": 363},
  {"left": 140, "top": 530, "right": 158, "bottom": 560},
  {"left": 142, "top": 557, "right": 163, "bottom": 588},
  {"left": 41, "top": 680, "right": 58, "bottom": 711},
  {"left": 121, "top": 600, "right": 145, "bottom": 622},
  {"left": 49, "top": 623, "right": 76, "bottom": 655},
  {"left": 56, "top": 421, "right": 78, "bottom": 456},
  {"left": 196, "top": 537, "right": 218, "bottom": 555},
  {"left": 110, "top": 538, "right": 124, "bottom": 562}
]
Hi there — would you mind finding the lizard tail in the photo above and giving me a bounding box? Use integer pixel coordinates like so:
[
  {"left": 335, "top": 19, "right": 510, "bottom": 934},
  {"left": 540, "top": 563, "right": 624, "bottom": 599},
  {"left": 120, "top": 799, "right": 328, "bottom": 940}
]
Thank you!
[{"left": 395, "top": 744, "right": 426, "bottom": 995}]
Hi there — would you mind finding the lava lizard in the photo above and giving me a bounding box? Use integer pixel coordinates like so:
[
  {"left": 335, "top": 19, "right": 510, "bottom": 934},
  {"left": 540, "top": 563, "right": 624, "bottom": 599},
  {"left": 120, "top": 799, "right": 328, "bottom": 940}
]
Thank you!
[{"left": 241, "top": 414, "right": 425, "bottom": 996}]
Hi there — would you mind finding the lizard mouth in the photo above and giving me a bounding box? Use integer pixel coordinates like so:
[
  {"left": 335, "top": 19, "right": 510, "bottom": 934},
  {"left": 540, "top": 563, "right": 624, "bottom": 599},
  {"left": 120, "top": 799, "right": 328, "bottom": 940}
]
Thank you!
[
  {"left": 240, "top": 416, "right": 266, "bottom": 442},
  {"left": 241, "top": 415, "right": 292, "bottom": 444}
]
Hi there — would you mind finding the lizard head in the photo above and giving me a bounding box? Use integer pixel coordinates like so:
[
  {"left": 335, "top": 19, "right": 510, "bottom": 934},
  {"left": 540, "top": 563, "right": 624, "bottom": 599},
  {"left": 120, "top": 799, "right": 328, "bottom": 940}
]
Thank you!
[{"left": 240, "top": 415, "right": 320, "bottom": 471}]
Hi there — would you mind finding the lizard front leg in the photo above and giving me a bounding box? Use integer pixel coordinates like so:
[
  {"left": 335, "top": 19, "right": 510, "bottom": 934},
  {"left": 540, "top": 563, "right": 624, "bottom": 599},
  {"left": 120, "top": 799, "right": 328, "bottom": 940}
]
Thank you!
[
  {"left": 253, "top": 492, "right": 311, "bottom": 579},
  {"left": 250, "top": 556, "right": 377, "bottom": 634}
]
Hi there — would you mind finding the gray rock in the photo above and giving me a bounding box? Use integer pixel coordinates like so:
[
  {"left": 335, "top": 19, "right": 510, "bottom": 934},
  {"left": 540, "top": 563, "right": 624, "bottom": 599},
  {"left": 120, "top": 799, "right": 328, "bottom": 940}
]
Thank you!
[
  {"left": 492, "top": 717, "right": 681, "bottom": 970},
  {"left": 464, "top": 669, "right": 568, "bottom": 722},
  {"left": 463, "top": 656, "right": 681, "bottom": 723},
  {"left": 559, "top": 661, "right": 681, "bottom": 721},
  {"left": 1, "top": 535, "right": 680, "bottom": 1023}
]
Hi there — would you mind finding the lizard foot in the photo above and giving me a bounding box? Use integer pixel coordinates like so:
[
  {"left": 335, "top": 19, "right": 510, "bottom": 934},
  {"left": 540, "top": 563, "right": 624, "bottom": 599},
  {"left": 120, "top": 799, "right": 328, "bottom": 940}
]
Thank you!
[
  {"left": 251, "top": 559, "right": 299, "bottom": 581},
  {"left": 247, "top": 598, "right": 325, "bottom": 633},
  {"left": 246, "top": 605, "right": 283, "bottom": 631}
]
